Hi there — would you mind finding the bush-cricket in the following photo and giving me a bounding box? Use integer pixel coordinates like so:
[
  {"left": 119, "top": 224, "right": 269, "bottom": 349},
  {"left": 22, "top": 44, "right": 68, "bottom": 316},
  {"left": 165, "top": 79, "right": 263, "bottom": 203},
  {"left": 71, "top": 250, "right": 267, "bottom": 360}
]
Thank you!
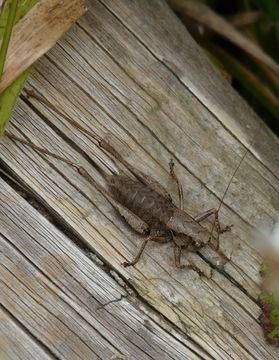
[{"left": 3, "top": 91, "right": 243, "bottom": 276}]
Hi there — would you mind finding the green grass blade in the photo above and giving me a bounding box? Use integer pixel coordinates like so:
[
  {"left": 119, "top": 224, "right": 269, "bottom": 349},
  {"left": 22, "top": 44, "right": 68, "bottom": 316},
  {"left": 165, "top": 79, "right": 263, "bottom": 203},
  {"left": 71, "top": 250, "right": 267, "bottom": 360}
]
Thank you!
[
  {"left": 0, "top": 0, "right": 18, "bottom": 78},
  {"left": 0, "top": 67, "right": 31, "bottom": 136},
  {"left": 0, "top": 1, "right": 41, "bottom": 136}
]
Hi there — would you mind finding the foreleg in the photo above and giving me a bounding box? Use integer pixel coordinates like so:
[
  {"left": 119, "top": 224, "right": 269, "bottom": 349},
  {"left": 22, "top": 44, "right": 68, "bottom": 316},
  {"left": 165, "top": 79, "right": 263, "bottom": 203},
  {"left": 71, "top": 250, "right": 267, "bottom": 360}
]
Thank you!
[{"left": 194, "top": 208, "right": 233, "bottom": 249}]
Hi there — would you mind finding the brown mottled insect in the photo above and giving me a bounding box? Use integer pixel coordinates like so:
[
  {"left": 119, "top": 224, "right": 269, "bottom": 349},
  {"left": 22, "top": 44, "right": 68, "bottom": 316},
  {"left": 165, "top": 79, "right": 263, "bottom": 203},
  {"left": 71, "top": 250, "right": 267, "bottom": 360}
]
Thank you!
[
  {"left": 6, "top": 131, "right": 232, "bottom": 276},
  {"left": 5, "top": 92, "right": 235, "bottom": 275},
  {"left": 97, "top": 140, "right": 232, "bottom": 273}
]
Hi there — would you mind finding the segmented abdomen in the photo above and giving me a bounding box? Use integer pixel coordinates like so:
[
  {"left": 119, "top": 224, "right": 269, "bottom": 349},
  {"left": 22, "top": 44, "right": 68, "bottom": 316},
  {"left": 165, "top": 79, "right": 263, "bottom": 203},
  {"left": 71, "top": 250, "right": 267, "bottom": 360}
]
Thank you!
[{"left": 108, "top": 175, "right": 174, "bottom": 226}]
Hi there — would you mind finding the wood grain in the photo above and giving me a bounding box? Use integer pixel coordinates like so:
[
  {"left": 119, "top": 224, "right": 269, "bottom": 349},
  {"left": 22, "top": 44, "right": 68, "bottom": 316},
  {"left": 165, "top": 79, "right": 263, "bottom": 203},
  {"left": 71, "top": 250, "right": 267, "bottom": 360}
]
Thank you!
[
  {"left": 0, "top": 178, "right": 204, "bottom": 359},
  {"left": 0, "top": 0, "right": 278, "bottom": 359},
  {"left": 0, "top": 308, "right": 53, "bottom": 360}
]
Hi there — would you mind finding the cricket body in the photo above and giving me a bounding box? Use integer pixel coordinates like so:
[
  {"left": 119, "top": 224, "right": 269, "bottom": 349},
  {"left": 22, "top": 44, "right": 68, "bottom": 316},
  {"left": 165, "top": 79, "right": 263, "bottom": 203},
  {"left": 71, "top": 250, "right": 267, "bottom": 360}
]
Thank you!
[
  {"left": 99, "top": 140, "right": 231, "bottom": 273},
  {"left": 107, "top": 173, "right": 225, "bottom": 273}
]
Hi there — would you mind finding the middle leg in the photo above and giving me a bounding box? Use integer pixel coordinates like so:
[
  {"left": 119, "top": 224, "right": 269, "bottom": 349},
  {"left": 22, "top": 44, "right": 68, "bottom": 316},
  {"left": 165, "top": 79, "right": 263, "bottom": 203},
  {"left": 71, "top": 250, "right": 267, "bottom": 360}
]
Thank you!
[
  {"left": 122, "top": 229, "right": 172, "bottom": 267},
  {"left": 194, "top": 208, "right": 233, "bottom": 233}
]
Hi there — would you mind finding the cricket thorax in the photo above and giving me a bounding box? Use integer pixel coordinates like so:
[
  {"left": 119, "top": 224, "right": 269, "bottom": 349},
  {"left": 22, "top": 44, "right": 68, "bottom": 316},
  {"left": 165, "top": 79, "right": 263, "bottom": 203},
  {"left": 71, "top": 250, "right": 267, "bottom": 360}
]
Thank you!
[
  {"left": 108, "top": 175, "right": 175, "bottom": 226},
  {"left": 167, "top": 208, "right": 209, "bottom": 246}
]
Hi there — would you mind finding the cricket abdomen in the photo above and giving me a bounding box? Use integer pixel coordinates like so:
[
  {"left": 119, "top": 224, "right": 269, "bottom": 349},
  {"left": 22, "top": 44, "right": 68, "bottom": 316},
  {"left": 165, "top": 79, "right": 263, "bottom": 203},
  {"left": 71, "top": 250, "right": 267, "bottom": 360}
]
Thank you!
[{"left": 108, "top": 175, "right": 174, "bottom": 226}]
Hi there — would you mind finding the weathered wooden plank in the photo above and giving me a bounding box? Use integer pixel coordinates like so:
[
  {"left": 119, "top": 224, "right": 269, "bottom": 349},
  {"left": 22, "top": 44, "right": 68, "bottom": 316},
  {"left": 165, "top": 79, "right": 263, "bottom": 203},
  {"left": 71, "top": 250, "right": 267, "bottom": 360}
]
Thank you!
[
  {"left": 0, "top": 308, "right": 53, "bottom": 360},
  {"left": 103, "top": 0, "right": 279, "bottom": 176},
  {"left": 0, "top": 0, "right": 278, "bottom": 359},
  {"left": 0, "top": 178, "right": 205, "bottom": 359}
]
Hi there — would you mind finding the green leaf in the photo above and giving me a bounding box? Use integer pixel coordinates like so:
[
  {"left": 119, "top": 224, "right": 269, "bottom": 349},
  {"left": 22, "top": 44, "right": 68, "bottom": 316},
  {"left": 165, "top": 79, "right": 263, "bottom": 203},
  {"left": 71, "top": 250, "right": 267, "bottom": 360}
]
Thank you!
[
  {"left": 0, "top": 0, "right": 19, "bottom": 77},
  {"left": 0, "top": 67, "right": 31, "bottom": 136},
  {"left": 0, "top": 1, "right": 41, "bottom": 135}
]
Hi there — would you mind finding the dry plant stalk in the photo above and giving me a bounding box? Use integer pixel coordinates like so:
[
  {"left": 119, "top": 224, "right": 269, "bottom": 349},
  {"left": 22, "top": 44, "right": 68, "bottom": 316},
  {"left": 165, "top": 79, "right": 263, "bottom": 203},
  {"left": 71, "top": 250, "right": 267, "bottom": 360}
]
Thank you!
[
  {"left": 0, "top": 0, "right": 86, "bottom": 93},
  {"left": 168, "top": 0, "right": 279, "bottom": 76}
]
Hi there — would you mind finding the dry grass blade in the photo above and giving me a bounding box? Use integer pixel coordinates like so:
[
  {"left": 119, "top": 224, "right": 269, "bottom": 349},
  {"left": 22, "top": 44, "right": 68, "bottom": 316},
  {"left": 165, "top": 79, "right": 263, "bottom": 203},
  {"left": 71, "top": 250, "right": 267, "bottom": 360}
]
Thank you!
[
  {"left": 213, "top": 45, "right": 279, "bottom": 110},
  {"left": 168, "top": 0, "right": 279, "bottom": 76},
  {"left": 0, "top": 0, "right": 86, "bottom": 93},
  {"left": 227, "top": 10, "right": 262, "bottom": 28}
]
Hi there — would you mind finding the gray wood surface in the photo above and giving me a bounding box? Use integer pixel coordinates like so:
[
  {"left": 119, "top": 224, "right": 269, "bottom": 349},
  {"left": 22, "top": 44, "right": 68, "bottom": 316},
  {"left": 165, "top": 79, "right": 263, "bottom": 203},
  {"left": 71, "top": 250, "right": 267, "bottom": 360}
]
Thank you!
[{"left": 1, "top": 0, "right": 278, "bottom": 359}]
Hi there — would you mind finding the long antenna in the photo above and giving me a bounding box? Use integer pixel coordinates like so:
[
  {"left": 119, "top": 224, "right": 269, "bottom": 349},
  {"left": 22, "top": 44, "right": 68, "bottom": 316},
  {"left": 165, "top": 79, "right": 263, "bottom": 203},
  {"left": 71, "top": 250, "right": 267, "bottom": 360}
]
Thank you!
[{"left": 212, "top": 125, "right": 260, "bottom": 249}]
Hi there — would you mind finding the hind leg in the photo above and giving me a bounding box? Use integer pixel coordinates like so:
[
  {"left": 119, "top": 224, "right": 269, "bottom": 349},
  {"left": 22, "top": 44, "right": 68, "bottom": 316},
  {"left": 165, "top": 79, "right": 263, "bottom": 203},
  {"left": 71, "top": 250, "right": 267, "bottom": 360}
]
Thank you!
[
  {"left": 169, "top": 159, "right": 184, "bottom": 210},
  {"left": 100, "top": 140, "right": 173, "bottom": 201}
]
